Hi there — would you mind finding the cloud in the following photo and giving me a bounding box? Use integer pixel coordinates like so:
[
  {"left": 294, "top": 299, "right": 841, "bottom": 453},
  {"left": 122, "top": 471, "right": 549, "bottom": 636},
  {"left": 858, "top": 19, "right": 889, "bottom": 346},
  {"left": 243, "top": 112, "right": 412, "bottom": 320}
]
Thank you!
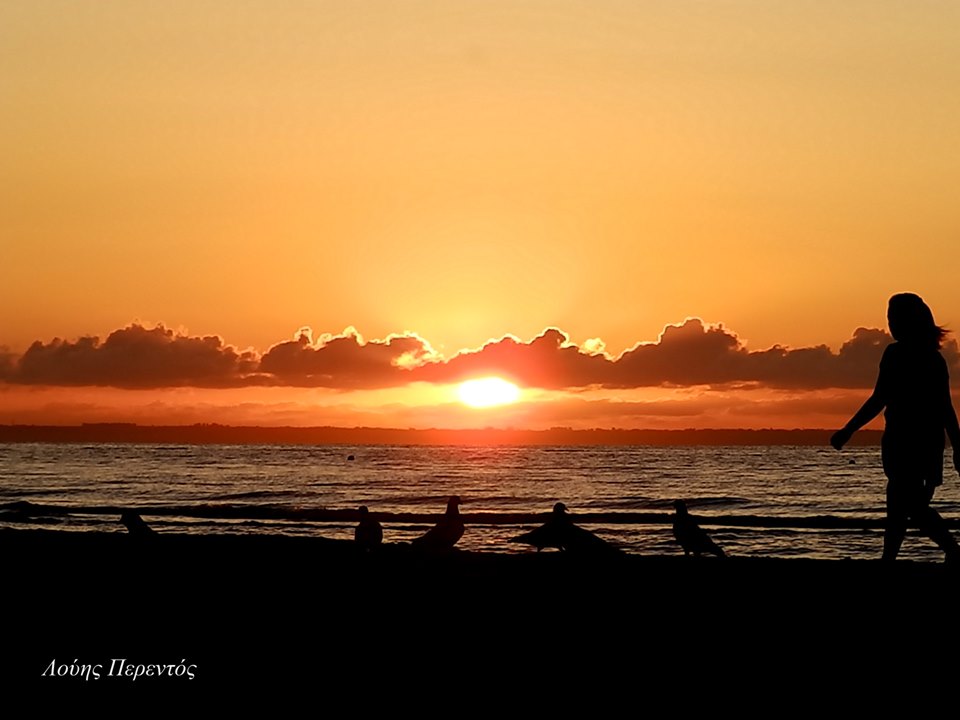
[
  {"left": 5, "top": 317, "right": 955, "bottom": 391},
  {"left": 9, "top": 324, "right": 260, "bottom": 388},
  {"left": 409, "top": 327, "right": 613, "bottom": 387},
  {"left": 259, "top": 327, "right": 438, "bottom": 388},
  {"left": 614, "top": 320, "right": 900, "bottom": 390},
  {"left": 409, "top": 319, "right": 912, "bottom": 390},
  {"left": 3, "top": 324, "right": 441, "bottom": 390},
  {"left": 601, "top": 320, "right": 893, "bottom": 389},
  {"left": 0, "top": 347, "right": 16, "bottom": 380}
]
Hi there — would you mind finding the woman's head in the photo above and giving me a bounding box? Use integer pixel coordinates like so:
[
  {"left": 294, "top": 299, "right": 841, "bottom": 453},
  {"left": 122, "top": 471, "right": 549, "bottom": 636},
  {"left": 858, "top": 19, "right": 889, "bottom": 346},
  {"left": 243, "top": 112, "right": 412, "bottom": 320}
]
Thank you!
[{"left": 887, "top": 293, "right": 946, "bottom": 348}]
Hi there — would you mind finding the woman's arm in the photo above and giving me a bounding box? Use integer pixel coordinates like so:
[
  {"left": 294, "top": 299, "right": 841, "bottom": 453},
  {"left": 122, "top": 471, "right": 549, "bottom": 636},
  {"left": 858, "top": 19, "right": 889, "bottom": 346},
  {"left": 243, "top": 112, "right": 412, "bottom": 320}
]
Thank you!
[
  {"left": 940, "top": 357, "right": 960, "bottom": 475},
  {"left": 945, "top": 393, "right": 960, "bottom": 450},
  {"left": 831, "top": 347, "right": 890, "bottom": 450},
  {"left": 831, "top": 392, "right": 885, "bottom": 450}
]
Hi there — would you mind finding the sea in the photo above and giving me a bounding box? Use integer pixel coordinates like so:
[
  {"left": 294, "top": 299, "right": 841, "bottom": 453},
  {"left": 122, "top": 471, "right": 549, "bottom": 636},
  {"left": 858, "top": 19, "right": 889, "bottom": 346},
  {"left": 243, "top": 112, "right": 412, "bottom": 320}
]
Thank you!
[{"left": 3, "top": 443, "right": 959, "bottom": 561}]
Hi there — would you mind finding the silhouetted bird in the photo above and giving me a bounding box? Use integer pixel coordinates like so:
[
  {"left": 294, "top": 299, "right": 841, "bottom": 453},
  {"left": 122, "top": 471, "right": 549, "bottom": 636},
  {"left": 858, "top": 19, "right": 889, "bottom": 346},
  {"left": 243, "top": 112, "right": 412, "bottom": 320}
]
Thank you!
[
  {"left": 120, "top": 511, "right": 154, "bottom": 537},
  {"left": 510, "top": 502, "right": 573, "bottom": 551},
  {"left": 412, "top": 496, "right": 464, "bottom": 551},
  {"left": 672, "top": 500, "right": 725, "bottom": 558},
  {"left": 511, "top": 502, "right": 621, "bottom": 555},
  {"left": 354, "top": 505, "right": 383, "bottom": 550}
]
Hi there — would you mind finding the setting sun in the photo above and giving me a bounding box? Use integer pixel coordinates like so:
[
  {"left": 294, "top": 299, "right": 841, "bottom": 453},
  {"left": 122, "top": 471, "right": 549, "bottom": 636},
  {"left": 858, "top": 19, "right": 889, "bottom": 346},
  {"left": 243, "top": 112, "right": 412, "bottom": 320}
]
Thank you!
[{"left": 457, "top": 378, "right": 521, "bottom": 408}]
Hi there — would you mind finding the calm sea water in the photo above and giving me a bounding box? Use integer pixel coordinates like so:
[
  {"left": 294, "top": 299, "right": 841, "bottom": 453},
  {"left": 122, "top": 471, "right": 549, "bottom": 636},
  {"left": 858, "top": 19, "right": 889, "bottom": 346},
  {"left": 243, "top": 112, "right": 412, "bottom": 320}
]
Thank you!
[{"left": 3, "top": 443, "right": 960, "bottom": 561}]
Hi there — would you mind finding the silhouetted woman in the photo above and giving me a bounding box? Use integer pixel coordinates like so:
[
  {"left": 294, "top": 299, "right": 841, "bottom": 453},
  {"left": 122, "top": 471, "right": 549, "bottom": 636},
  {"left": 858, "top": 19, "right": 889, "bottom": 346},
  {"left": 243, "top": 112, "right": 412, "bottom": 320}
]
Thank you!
[{"left": 831, "top": 293, "right": 960, "bottom": 561}]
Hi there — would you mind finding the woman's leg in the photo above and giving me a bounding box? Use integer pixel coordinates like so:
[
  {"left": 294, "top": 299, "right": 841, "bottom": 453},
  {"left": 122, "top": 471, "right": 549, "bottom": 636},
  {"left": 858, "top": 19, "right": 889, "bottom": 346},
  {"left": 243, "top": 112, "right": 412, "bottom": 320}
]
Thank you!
[
  {"left": 912, "top": 484, "right": 960, "bottom": 560},
  {"left": 883, "top": 480, "right": 908, "bottom": 561}
]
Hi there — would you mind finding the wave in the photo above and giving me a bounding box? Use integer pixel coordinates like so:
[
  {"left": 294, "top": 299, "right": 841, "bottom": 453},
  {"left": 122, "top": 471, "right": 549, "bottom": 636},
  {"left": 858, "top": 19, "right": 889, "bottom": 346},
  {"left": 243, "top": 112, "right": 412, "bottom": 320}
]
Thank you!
[
  {"left": 204, "top": 489, "right": 304, "bottom": 501},
  {"left": 592, "top": 496, "right": 753, "bottom": 511},
  {"left": 0, "top": 488, "right": 96, "bottom": 498}
]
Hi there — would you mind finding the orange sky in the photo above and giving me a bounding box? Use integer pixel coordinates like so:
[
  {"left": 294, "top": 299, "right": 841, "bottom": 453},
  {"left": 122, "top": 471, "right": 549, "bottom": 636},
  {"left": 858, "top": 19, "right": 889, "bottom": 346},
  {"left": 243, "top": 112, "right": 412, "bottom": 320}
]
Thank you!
[{"left": 3, "top": 2, "right": 960, "bottom": 430}]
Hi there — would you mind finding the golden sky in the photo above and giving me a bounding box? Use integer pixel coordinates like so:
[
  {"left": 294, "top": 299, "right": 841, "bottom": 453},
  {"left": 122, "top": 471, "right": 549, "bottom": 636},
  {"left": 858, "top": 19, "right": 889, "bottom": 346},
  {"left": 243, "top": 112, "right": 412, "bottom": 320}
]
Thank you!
[{"left": 3, "top": 2, "right": 960, "bottom": 429}]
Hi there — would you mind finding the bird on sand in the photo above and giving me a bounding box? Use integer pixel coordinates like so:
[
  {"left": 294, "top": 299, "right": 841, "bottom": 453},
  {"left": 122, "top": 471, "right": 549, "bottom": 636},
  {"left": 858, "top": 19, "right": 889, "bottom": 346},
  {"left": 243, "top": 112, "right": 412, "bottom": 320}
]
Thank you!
[
  {"left": 120, "top": 511, "right": 154, "bottom": 536},
  {"left": 412, "top": 496, "right": 464, "bottom": 551},
  {"left": 354, "top": 505, "right": 383, "bottom": 550},
  {"left": 510, "top": 502, "right": 573, "bottom": 551},
  {"left": 672, "top": 500, "right": 726, "bottom": 558},
  {"left": 511, "top": 502, "right": 620, "bottom": 555}
]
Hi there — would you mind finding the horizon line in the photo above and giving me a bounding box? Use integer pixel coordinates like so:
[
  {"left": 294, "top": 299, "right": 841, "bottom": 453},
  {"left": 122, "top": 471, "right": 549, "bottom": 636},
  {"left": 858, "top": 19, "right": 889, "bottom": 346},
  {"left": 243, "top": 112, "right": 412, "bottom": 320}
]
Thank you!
[{"left": 0, "top": 423, "right": 878, "bottom": 446}]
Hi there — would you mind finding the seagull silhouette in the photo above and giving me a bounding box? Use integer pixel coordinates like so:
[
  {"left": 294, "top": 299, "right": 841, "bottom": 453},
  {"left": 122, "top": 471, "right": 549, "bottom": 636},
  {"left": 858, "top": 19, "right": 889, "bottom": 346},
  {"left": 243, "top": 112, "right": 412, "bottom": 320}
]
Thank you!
[
  {"left": 354, "top": 505, "right": 383, "bottom": 550},
  {"left": 120, "top": 511, "right": 154, "bottom": 536},
  {"left": 511, "top": 502, "right": 621, "bottom": 555},
  {"left": 412, "top": 496, "right": 464, "bottom": 551},
  {"left": 510, "top": 502, "right": 573, "bottom": 551},
  {"left": 672, "top": 500, "right": 726, "bottom": 558}
]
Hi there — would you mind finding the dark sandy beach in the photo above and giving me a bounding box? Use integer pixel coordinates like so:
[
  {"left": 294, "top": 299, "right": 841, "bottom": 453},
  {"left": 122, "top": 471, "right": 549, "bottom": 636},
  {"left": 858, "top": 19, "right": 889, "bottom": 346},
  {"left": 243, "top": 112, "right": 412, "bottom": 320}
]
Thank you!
[{"left": 6, "top": 528, "right": 960, "bottom": 695}]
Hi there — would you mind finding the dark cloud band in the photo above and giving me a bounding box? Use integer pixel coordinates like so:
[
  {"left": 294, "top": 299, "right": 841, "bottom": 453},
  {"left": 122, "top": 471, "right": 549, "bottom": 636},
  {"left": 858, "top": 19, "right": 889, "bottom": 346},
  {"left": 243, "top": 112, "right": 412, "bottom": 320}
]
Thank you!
[{"left": 3, "top": 318, "right": 954, "bottom": 391}]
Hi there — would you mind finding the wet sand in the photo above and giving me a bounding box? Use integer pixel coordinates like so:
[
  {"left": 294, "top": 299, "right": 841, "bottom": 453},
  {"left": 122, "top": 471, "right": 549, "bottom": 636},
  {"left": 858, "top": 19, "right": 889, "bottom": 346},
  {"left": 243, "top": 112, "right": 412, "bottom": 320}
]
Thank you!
[{"left": 6, "top": 528, "right": 960, "bottom": 693}]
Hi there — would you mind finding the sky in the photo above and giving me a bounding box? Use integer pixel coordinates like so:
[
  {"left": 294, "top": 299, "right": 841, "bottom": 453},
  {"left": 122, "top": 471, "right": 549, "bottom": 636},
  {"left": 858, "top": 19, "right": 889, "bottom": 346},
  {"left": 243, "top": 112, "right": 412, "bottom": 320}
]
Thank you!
[{"left": 3, "top": 1, "right": 960, "bottom": 430}]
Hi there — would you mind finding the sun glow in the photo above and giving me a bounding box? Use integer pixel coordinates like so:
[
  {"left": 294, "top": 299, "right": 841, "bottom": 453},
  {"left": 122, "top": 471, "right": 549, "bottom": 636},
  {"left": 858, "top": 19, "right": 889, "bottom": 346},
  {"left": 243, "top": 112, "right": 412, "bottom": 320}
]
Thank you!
[{"left": 457, "top": 377, "right": 521, "bottom": 408}]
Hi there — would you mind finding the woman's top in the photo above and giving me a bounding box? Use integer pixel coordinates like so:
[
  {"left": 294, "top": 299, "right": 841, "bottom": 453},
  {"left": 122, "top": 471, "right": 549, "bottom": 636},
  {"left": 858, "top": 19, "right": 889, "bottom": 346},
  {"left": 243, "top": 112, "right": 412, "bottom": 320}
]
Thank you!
[{"left": 876, "top": 342, "right": 950, "bottom": 483}]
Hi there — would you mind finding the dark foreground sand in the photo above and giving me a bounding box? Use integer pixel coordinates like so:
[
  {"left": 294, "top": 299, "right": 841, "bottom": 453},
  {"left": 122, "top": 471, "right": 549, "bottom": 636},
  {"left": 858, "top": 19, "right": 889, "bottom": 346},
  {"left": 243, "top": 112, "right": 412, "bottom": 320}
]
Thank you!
[{"left": 5, "top": 528, "right": 960, "bottom": 696}]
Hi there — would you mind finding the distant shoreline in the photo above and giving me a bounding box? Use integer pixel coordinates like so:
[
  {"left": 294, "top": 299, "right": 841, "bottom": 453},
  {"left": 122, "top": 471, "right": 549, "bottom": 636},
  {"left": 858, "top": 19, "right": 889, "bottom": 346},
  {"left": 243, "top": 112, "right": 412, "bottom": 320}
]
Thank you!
[{"left": 0, "top": 423, "right": 880, "bottom": 446}]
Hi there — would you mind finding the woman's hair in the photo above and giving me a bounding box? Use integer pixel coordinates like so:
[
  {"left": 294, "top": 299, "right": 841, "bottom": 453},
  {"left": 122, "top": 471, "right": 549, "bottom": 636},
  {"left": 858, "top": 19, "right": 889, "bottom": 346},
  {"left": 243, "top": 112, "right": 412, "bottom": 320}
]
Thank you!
[{"left": 887, "top": 293, "right": 948, "bottom": 348}]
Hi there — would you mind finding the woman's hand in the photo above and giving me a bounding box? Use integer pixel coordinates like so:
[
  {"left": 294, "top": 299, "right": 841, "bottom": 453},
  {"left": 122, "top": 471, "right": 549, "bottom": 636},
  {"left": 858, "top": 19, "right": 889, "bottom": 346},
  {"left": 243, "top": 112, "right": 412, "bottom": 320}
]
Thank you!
[{"left": 831, "top": 428, "right": 852, "bottom": 451}]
